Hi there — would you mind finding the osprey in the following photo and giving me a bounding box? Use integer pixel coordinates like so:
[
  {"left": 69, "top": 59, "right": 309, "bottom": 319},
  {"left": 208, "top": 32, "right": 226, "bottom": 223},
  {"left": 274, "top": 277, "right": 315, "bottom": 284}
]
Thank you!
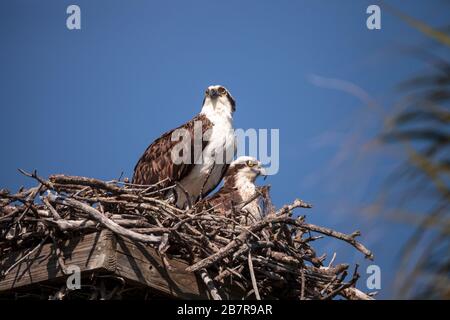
[
  {"left": 201, "top": 156, "right": 267, "bottom": 224},
  {"left": 132, "top": 85, "right": 237, "bottom": 208}
]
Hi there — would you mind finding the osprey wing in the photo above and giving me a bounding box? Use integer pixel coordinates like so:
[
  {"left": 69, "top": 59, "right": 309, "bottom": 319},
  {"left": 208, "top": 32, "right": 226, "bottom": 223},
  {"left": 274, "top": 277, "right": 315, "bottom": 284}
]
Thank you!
[
  {"left": 132, "top": 114, "right": 212, "bottom": 187},
  {"left": 200, "top": 185, "right": 243, "bottom": 216}
]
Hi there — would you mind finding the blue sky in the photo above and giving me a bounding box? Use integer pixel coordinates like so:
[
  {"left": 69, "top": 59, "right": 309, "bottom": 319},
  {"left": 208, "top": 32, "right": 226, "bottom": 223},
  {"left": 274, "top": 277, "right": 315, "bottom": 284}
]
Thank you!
[{"left": 1, "top": 0, "right": 448, "bottom": 298}]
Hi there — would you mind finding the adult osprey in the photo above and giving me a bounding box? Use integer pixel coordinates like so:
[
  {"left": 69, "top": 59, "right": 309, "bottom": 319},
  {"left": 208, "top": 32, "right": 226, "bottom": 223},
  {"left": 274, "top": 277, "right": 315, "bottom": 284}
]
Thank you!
[
  {"left": 132, "top": 85, "right": 237, "bottom": 208},
  {"left": 201, "top": 156, "right": 267, "bottom": 224}
]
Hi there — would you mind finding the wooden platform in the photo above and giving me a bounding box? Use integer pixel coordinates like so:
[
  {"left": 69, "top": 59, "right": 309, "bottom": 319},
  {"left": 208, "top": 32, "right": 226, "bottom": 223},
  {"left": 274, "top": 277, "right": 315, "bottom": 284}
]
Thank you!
[{"left": 0, "top": 230, "right": 209, "bottom": 299}]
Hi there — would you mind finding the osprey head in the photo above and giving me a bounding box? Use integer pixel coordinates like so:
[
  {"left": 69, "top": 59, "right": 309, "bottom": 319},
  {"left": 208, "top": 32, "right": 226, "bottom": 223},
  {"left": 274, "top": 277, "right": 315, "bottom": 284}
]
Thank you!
[
  {"left": 225, "top": 156, "right": 267, "bottom": 186},
  {"left": 203, "top": 85, "right": 236, "bottom": 113}
]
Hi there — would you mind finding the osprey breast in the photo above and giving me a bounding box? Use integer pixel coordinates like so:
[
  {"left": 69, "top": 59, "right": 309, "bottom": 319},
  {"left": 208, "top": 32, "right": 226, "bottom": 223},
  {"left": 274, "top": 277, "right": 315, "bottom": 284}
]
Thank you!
[{"left": 175, "top": 112, "right": 236, "bottom": 208}]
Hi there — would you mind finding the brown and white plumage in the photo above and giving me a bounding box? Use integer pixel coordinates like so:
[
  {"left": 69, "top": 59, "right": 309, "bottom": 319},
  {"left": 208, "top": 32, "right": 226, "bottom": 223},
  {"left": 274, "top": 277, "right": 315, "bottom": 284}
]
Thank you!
[
  {"left": 201, "top": 156, "right": 267, "bottom": 224},
  {"left": 132, "top": 85, "right": 237, "bottom": 208}
]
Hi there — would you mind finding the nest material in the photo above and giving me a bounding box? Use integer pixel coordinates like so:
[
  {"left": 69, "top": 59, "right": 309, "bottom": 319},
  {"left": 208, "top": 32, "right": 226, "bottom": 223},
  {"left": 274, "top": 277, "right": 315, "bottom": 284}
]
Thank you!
[{"left": 0, "top": 170, "right": 375, "bottom": 300}]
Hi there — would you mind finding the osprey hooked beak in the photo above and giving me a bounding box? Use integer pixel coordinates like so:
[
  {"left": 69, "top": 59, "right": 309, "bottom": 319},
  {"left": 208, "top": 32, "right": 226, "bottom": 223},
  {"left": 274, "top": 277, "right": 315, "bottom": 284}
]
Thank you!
[
  {"left": 250, "top": 160, "right": 268, "bottom": 180},
  {"left": 208, "top": 88, "right": 219, "bottom": 98},
  {"left": 259, "top": 166, "right": 268, "bottom": 180}
]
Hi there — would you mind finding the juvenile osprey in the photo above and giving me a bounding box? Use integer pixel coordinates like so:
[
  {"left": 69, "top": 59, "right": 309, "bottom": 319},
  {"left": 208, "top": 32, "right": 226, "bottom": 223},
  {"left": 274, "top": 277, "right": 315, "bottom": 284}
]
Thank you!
[
  {"left": 132, "top": 85, "right": 236, "bottom": 208},
  {"left": 201, "top": 156, "right": 267, "bottom": 224}
]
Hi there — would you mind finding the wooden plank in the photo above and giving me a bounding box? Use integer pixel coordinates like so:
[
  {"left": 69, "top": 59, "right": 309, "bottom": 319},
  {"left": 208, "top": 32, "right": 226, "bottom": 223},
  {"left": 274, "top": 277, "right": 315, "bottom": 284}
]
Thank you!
[
  {"left": 114, "top": 236, "right": 208, "bottom": 299},
  {"left": 0, "top": 230, "right": 115, "bottom": 292},
  {"left": 0, "top": 230, "right": 209, "bottom": 299}
]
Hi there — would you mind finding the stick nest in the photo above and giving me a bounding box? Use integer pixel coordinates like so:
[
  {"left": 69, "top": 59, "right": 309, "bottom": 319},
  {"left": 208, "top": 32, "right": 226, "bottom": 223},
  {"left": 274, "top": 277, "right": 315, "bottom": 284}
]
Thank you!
[{"left": 0, "top": 171, "right": 375, "bottom": 300}]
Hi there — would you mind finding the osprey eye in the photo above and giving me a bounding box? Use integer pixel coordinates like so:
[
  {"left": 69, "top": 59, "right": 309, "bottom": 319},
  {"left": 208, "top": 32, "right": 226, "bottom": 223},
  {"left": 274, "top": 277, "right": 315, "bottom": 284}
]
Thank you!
[
  {"left": 205, "top": 89, "right": 209, "bottom": 95},
  {"left": 247, "top": 160, "right": 255, "bottom": 167},
  {"left": 218, "top": 87, "right": 226, "bottom": 95}
]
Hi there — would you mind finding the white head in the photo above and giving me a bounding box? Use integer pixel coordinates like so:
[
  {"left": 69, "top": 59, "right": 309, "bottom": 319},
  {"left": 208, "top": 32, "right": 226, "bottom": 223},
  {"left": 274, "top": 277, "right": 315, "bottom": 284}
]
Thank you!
[
  {"left": 201, "top": 85, "right": 236, "bottom": 116},
  {"left": 224, "top": 156, "right": 267, "bottom": 187}
]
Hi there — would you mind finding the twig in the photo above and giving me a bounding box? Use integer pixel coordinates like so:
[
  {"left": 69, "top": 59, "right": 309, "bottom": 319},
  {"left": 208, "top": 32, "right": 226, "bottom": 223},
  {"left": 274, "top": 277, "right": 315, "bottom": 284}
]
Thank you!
[
  {"left": 299, "top": 224, "right": 374, "bottom": 260},
  {"left": 1, "top": 235, "right": 48, "bottom": 277},
  {"left": 49, "top": 194, "right": 161, "bottom": 244},
  {"left": 198, "top": 268, "right": 222, "bottom": 300},
  {"left": 247, "top": 251, "right": 261, "bottom": 300}
]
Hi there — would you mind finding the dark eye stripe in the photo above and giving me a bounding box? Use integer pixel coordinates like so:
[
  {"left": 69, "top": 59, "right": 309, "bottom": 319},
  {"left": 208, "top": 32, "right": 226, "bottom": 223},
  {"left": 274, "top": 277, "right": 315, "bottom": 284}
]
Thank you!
[
  {"left": 227, "top": 93, "right": 236, "bottom": 110},
  {"left": 218, "top": 87, "right": 226, "bottom": 94}
]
